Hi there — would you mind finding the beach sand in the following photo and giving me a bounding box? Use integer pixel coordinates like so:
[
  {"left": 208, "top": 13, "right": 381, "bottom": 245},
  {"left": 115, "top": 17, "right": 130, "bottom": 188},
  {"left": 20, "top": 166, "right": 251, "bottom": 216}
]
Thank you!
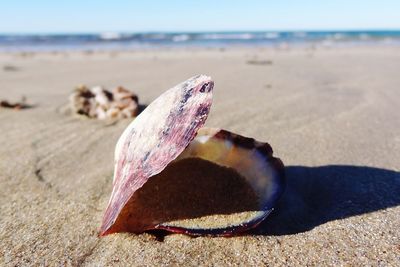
[{"left": 0, "top": 47, "right": 399, "bottom": 266}]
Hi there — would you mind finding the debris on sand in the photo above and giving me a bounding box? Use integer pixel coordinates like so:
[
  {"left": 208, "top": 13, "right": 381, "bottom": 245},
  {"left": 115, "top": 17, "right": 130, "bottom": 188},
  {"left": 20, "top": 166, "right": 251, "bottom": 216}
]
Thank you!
[
  {"left": 246, "top": 59, "right": 273, "bottom": 65},
  {"left": 3, "top": 65, "right": 19, "bottom": 72},
  {"left": 0, "top": 96, "right": 31, "bottom": 110}
]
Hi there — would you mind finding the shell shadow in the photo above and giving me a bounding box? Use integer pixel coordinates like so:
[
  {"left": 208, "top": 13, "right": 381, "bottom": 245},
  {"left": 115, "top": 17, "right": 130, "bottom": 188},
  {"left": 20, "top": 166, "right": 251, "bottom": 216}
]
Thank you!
[
  {"left": 137, "top": 104, "right": 148, "bottom": 114},
  {"left": 254, "top": 165, "right": 400, "bottom": 236}
]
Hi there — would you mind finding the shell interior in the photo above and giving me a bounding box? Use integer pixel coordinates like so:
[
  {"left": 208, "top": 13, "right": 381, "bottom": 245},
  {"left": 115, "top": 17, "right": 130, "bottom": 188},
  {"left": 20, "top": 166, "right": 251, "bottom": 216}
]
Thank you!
[{"left": 154, "top": 127, "right": 284, "bottom": 235}]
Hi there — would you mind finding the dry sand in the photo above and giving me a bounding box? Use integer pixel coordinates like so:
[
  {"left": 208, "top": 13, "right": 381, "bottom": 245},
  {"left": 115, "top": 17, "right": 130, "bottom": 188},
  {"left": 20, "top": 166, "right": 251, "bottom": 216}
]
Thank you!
[{"left": 0, "top": 47, "right": 399, "bottom": 266}]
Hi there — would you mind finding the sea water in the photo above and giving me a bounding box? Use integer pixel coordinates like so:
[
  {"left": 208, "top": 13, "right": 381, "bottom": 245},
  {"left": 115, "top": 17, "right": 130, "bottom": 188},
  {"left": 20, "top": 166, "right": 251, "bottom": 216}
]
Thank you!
[{"left": 1, "top": 30, "right": 399, "bottom": 52}]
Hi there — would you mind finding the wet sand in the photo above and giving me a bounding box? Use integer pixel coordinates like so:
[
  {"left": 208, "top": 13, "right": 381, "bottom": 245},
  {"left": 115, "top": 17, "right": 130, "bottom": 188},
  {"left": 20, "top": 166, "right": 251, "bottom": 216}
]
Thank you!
[{"left": 0, "top": 47, "right": 399, "bottom": 266}]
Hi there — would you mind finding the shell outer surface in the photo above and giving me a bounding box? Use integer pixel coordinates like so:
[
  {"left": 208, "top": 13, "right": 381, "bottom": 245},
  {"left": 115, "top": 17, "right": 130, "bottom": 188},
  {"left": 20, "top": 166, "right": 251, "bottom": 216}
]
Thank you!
[{"left": 100, "top": 75, "right": 214, "bottom": 235}]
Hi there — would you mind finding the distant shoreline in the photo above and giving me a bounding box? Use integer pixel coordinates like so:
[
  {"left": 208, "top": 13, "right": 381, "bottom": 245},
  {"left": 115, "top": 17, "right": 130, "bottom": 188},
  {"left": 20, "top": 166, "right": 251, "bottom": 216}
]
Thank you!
[{"left": 1, "top": 30, "right": 400, "bottom": 52}]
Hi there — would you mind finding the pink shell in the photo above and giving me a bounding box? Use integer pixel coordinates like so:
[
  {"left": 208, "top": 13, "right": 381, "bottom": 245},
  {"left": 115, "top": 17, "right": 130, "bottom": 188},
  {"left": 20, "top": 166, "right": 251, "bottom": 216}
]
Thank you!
[{"left": 100, "top": 75, "right": 214, "bottom": 235}]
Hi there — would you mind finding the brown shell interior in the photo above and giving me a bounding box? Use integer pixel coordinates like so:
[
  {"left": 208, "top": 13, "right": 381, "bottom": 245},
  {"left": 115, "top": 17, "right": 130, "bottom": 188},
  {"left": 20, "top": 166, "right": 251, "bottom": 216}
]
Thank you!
[{"left": 105, "top": 128, "right": 281, "bottom": 234}]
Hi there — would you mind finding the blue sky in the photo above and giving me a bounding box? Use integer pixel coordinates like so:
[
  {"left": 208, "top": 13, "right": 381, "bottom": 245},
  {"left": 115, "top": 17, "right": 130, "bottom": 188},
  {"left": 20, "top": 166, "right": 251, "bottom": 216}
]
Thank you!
[{"left": 1, "top": 0, "right": 399, "bottom": 33}]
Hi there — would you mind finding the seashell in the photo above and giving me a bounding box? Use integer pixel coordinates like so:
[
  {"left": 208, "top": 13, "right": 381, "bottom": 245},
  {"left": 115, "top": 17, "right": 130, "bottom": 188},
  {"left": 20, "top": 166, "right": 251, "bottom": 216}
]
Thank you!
[
  {"left": 106, "top": 107, "right": 120, "bottom": 119},
  {"left": 91, "top": 86, "right": 113, "bottom": 108},
  {"left": 69, "top": 85, "right": 94, "bottom": 116},
  {"left": 100, "top": 75, "right": 284, "bottom": 236},
  {"left": 120, "top": 106, "right": 136, "bottom": 119},
  {"left": 112, "top": 86, "right": 138, "bottom": 102},
  {"left": 96, "top": 106, "right": 108, "bottom": 120},
  {"left": 69, "top": 85, "right": 139, "bottom": 120}
]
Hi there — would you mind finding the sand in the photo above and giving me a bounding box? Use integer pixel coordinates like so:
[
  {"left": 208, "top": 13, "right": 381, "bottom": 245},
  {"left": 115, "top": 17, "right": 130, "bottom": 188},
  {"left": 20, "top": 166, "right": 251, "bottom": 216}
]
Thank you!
[{"left": 0, "top": 47, "right": 399, "bottom": 266}]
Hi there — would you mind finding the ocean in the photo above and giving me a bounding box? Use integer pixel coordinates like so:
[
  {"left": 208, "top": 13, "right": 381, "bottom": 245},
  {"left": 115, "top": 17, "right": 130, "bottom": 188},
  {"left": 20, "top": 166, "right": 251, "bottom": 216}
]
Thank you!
[{"left": 1, "top": 30, "right": 399, "bottom": 51}]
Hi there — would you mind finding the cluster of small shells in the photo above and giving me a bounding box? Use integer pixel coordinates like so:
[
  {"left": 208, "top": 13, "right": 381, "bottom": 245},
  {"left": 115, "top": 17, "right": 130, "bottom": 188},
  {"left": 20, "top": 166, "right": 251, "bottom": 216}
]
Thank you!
[{"left": 69, "top": 85, "right": 139, "bottom": 119}]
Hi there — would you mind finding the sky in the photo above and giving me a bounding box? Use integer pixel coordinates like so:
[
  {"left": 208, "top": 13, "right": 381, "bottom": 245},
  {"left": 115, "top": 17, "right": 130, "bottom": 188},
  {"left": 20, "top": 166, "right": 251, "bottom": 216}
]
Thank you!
[{"left": 1, "top": 0, "right": 399, "bottom": 33}]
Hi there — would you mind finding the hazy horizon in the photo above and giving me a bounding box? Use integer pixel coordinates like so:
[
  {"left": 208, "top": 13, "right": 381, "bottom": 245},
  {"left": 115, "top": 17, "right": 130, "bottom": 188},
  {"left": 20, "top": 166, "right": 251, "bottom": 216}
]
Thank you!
[{"left": 2, "top": 29, "right": 400, "bottom": 35}]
